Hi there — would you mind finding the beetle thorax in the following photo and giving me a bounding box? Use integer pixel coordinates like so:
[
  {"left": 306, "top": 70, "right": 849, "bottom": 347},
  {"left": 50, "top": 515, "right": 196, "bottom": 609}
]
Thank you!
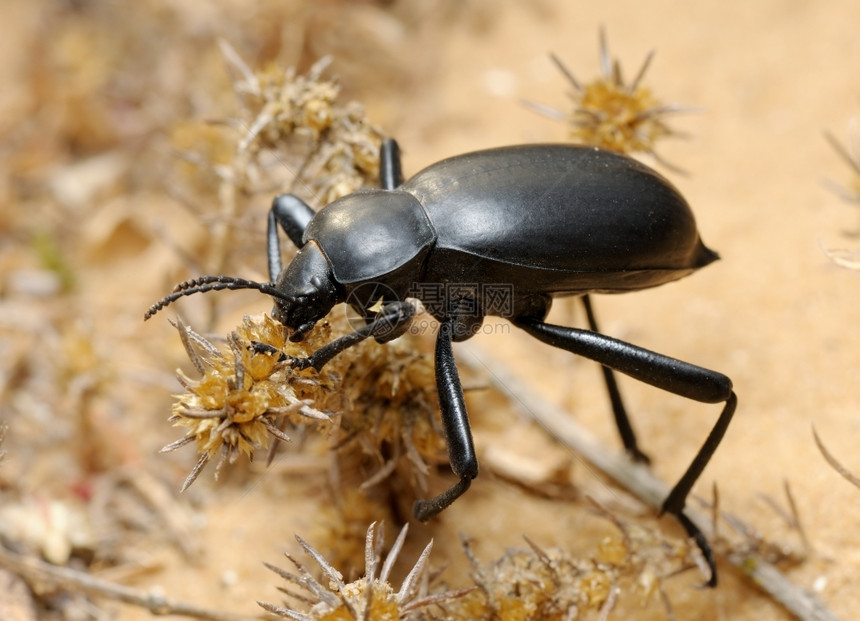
[{"left": 303, "top": 189, "right": 435, "bottom": 286}]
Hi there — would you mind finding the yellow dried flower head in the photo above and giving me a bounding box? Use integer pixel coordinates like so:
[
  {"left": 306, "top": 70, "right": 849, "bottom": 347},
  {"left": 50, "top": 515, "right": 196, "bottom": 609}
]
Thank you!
[
  {"left": 161, "top": 314, "right": 337, "bottom": 491},
  {"left": 159, "top": 305, "right": 444, "bottom": 513},
  {"left": 459, "top": 535, "right": 605, "bottom": 619},
  {"left": 259, "top": 522, "right": 470, "bottom": 620},
  {"left": 241, "top": 56, "right": 341, "bottom": 148},
  {"left": 535, "top": 29, "right": 693, "bottom": 171},
  {"left": 572, "top": 74, "right": 668, "bottom": 154}
]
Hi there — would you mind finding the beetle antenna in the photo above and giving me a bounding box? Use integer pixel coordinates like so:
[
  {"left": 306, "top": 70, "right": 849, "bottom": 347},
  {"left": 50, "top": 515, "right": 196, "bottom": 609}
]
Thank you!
[{"left": 144, "top": 275, "right": 293, "bottom": 320}]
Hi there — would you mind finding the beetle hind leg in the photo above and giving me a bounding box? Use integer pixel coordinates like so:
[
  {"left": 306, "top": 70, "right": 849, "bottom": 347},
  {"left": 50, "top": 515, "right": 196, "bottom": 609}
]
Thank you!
[
  {"left": 514, "top": 315, "right": 736, "bottom": 586},
  {"left": 663, "top": 391, "right": 736, "bottom": 587}
]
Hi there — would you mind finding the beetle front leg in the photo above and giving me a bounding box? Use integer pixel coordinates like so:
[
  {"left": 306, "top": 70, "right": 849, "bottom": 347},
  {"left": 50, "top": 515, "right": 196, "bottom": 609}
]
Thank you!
[
  {"left": 413, "top": 317, "right": 478, "bottom": 521},
  {"left": 282, "top": 301, "right": 416, "bottom": 372},
  {"left": 267, "top": 194, "right": 317, "bottom": 280},
  {"left": 581, "top": 295, "right": 650, "bottom": 464},
  {"left": 514, "top": 316, "right": 736, "bottom": 586}
]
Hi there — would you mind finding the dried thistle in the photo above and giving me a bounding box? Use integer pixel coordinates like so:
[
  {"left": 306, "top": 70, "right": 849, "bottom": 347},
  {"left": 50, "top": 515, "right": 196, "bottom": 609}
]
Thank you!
[
  {"left": 161, "top": 314, "right": 338, "bottom": 491},
  {"left": 160, "top": 49, "right": 443, "bottom": 502},
  {"left": 259, "top": 521, "right": 470, "bottom": 620},
  {"left": 530, "top": 29, "right": 694, "bottom": 170},
  {"left": 219, "top": 41, "right": 385, "bottom": 204},
  {"left": 157, "top": 305, "right": 450, "bottom": 587},
  {"left": 167, "top": 45, "right": 386, "bottom": 303},
  {"left": 160, "top": 47, "right": 435, "bottom": 499},
  {"left": 161, "top": 307, "right": 445, "bottom": 520},
  {"left": 459, "top": 534, "right": 609, "bottom": 619},
  {"left": 456, "top": 502, "right": 698, "bottom": 619}
]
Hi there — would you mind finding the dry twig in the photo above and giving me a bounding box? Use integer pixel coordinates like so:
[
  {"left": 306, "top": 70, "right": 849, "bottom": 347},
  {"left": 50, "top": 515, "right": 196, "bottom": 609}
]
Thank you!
[
  {"left": 812, "top": 426, "right": 860, "bottom": 491},
  {"left": 0, "top": 545, "right": 252, "bottom": 621}
]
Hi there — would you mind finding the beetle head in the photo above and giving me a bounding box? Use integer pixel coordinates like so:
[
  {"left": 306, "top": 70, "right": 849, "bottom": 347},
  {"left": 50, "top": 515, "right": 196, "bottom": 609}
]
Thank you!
[
  {"left": 271, "top": 241, "right": 342, "bottom": 341},
  {"left": 144, "top": 240, "right": 343, "bottom": 342}
]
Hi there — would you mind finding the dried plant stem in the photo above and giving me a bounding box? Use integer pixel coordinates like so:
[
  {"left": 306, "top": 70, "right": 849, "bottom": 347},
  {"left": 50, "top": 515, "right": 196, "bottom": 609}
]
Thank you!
[
  {"left": 0, "top": 545, "right": 252, "bottom": 621},
  {"left": 812, "top": 426, "right": 860, "bottom": 491},
  {"left": 458, "top": 343, "right": 842, "bottom": 621}
]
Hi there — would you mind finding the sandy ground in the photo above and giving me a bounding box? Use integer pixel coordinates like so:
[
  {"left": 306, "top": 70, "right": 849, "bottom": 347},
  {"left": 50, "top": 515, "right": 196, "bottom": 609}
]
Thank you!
[{"left": 1, "top": 1, "right": 859, "bottom": 620}]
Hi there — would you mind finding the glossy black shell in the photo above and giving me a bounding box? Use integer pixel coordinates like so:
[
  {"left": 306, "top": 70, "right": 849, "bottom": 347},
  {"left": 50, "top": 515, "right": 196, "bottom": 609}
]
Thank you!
[{"left": 304, "top": 144, "right": 716, "bottom": 303}]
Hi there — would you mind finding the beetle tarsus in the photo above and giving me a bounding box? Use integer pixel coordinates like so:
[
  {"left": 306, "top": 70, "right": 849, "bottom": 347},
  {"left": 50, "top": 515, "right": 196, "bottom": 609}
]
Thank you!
[
  {"left": 249, "top": 341, "right": 287, "bottom": 362},
  {"left": 674, "top": 511, "right": 718, "bottom": 587},
  {"left": 413, "top": 476, "right": 473, "bottom": 522},
  {"left": 285, "top": 355, "right": 314, "bottom": 371}
]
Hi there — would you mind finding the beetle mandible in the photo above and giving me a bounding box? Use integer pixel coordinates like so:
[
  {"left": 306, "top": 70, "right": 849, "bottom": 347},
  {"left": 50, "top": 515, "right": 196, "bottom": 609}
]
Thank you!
[{"left": 146, "top": 140, "right": 736, "bottom": 586}]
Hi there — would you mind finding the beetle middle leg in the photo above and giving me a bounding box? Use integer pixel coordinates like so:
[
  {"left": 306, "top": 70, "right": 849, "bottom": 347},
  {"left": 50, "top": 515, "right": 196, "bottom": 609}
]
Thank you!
[
  {"left": 581, "top": 295, "right": 650, "bottom": 464},
  {"left": 514, "top": 315, "right": 736, "bottom": 586},
  {"left": 413, "top": 315, "right": 478, "bottom": 521},
  {"left": 282, "top": 300, "right": 416, "bottom": 371},
  {"left": 273, "top": 300, "right": 478, "bottom": 521}
]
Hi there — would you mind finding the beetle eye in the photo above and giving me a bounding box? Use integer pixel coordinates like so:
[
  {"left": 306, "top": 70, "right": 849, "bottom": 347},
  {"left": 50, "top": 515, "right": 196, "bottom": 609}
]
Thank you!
[{"left": 270, "top": 301, "right": 289, "bottom": 326}]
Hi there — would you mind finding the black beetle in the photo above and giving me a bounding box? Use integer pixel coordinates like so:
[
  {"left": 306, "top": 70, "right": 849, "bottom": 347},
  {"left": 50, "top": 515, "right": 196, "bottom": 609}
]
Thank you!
[{"left": 147, "top": 139, "right": 736, "bottom": 585}]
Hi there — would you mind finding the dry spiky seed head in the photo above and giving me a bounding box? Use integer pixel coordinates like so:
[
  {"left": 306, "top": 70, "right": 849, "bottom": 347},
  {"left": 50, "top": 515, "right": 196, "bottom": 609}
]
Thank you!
[
  {"left": 530, "top": 29, "right": 696, "bottom": 172},
  {"left": 159, "top": 308, "right": 445, "bottom": 512},
  {"left": 219, "top": 43, "right": 385, "bottom": 203},
  {"left": 161, "top": 314, "right": 336, "bottom": 490},
  {"left": 455, "top": 500, "right": 700, "bottom": 620},
  {"left": 259, "top": 521, "right": 470, "bottom": 620}
]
